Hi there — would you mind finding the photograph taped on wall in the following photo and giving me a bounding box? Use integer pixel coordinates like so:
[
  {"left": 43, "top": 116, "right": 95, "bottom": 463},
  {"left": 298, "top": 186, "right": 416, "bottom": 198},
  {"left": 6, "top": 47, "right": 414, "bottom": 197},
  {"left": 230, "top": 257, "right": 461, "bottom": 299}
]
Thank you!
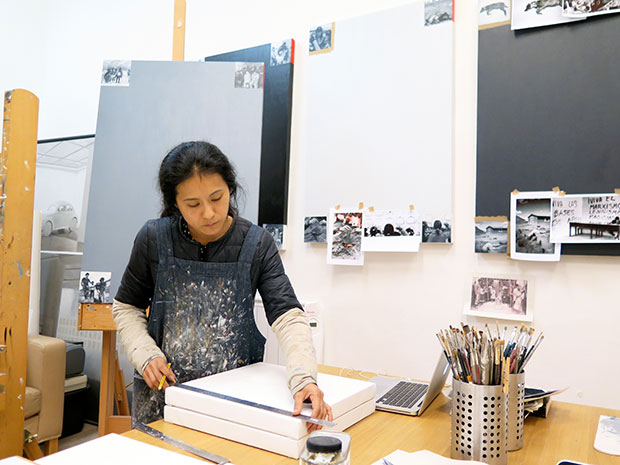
[
  {"left": 510, "top": 191, "right": 561, "bottom": 261},
  {"left": 270, "top": 40, "right": 292, "bottom": 66},
  {"left": 309, "top": 23, "right": 334, "bottom": 54},
  {"left": 327, "top": 209, "right": 364, "bottom": 266},
  {"left": 303, "top": 2, "right": 453, "bottom": 237},
  {"left": 550, "top": 194, "right": 620, "bottom": 244},
  {"left": 563, "top": 0, "right": 620, "bottom": 16},
  {"left": 422, "top": 217, "right": 452, "bottom": 243},
  {"left": 362, "top": 208, "right": 421, "bottom": 252},
  {"left": 234, "top": 62, "right": 264, "bottom": 89},
  {"left": 475, "top": 216, "right": 508, "bottom": 253},
  {"left": 424, "top": 0, "right": 453, "bottom": 25},
  {"left": 263, "top": 223, "right": 285, "bottom": 250},
  {"left": 35, "top": 135, "right": 94, "bottom": 253},
  {"left": 511, "top": 0, "right": 583, "bottom": 29},
  {"left": 79, "top": 271, "right": 111, "bottom": 304},
  {"left": 304, "top": 216, "right": 327, "bottom": 243},
  {"left": 479, "top": 0, "right": 511, "bottom": 28},
  {"left": 465, "top": 275, "right": 533, "bottom": 322},
  {"left": 101, "top": 60, "right": 131, "bottom": 86}
]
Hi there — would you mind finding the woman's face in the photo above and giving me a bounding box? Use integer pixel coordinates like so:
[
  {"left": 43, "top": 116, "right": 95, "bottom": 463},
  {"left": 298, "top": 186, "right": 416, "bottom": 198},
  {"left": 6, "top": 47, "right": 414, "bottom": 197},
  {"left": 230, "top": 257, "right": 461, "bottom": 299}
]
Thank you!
[{"left": 175, "top": 172, "right": 231, "bottom": 244}]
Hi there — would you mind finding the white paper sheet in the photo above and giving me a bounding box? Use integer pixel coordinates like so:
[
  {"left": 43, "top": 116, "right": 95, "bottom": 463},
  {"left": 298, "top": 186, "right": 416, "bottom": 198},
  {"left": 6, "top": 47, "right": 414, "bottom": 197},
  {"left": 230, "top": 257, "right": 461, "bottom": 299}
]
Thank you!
[
  {"left": 372, "top": 449, "right": 487, "bottom": 465},
  {"left": 510, "top": 191, "right": 561, "bottom": 262},
  {"left": 594, "top": 415, "right": 620, "bottom": 455},
  {"left": 550, "top": 194, "right": 620, "bottom": 244},
  {"left": 511, "top": 0, "right": 583, "bottom": 30},
  {"left": 362, "top": 209, "right": 421, "bottom": 252},
  {"left": 35, "top": 434, "right": 216, "bottom": 465}
]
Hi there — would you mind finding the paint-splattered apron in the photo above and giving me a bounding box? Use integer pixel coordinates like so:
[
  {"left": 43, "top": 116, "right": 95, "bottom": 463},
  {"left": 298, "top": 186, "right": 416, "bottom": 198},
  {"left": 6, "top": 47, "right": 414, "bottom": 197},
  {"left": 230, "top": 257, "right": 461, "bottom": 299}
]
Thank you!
[{"left": 132, "top": 217, "right": 266, "bottom": 425}]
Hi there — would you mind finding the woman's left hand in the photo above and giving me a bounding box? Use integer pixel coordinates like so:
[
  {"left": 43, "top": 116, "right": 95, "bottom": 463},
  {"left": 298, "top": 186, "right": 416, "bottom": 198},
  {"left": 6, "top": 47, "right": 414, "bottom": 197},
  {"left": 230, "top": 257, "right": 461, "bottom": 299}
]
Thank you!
[{"left": 293, "top": 383, "right": 334, "bottom": 433}]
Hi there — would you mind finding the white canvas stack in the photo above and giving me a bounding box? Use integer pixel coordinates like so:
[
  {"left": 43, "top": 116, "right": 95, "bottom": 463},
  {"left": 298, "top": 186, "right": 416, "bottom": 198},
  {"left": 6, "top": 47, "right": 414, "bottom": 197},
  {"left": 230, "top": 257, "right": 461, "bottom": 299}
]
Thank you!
[{"left": 164, "top": 362, "right": 376, "bottom": 459}]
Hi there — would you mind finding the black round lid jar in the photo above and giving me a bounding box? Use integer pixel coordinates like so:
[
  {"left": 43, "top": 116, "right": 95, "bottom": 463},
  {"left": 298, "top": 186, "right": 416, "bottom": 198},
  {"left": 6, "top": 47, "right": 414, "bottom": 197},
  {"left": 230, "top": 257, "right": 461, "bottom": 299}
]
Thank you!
[{"left": 306, "top": 436, "right": 342, "bottom": 454}]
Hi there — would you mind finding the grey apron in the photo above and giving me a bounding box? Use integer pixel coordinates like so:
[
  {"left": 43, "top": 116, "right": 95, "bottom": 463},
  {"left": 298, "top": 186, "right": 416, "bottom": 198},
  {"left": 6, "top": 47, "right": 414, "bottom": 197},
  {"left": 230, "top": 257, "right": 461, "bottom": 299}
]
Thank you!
[{"left": 132, "top": 217, "right": 266, "bottom": 425}]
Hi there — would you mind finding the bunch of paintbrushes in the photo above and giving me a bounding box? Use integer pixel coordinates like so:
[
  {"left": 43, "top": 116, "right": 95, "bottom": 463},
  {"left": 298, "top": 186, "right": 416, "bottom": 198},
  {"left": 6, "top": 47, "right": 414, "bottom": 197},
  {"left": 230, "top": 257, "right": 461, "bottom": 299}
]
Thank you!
[{"left": 436, "top": 323, "right": 543, "bottom": 385}]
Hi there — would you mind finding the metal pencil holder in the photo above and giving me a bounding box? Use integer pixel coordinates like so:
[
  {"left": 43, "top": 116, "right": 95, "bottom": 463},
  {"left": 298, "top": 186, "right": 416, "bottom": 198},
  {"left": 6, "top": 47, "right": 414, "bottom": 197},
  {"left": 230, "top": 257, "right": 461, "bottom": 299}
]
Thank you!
[
  {"left": 507, "top": 372, "right": 525, "bottom": 451},
  {"left": 451, "top": 378, "right": 507, "bottom": 465}
]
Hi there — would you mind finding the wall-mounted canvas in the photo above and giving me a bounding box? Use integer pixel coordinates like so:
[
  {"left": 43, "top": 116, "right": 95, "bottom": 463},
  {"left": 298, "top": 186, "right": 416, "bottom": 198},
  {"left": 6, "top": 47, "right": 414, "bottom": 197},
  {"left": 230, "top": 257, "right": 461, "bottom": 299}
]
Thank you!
[
  {"left": 81, "top": 61, "right": 264, "bottom": 299},
  {"left": 303, "top": 2, "right": 454, "bottom": 240},
  {"left": 203, "top": 41, "right": 295, "bottom": 226}
]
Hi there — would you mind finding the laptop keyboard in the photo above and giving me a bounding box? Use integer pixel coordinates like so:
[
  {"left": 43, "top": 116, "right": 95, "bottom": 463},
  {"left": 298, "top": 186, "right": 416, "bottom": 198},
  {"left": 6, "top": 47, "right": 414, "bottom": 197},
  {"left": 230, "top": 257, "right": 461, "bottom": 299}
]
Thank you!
[{"left": 378, "top": 381, "right": 428, "bottom": 409}]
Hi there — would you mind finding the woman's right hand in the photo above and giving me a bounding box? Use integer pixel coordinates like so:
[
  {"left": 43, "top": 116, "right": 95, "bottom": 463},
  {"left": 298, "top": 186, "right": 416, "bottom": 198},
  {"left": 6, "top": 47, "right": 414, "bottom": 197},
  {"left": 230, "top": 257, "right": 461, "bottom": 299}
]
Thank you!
[{"left": 143, "top": 357, "right": 176, "bottom": 391}]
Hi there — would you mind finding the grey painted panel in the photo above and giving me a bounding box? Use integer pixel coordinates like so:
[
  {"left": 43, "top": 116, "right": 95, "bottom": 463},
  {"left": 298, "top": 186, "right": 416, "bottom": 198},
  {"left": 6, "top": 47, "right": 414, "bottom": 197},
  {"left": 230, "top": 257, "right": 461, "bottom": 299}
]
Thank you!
[{"left": 82, "top": 60, "right": 264, "bottom": 296}]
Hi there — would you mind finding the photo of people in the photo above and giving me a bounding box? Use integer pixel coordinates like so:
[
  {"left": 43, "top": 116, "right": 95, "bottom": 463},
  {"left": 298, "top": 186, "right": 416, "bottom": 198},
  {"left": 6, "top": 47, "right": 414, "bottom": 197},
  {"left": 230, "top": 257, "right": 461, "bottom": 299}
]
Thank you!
[
  {"left": 550, "top": 194, "right": 620, "bottom": 244},
  {"left": 422, "top": 218, "right": 452, "bottom": 243},
  {"left": 466, "top": 276, "right": 532, "bottom": 321},
  {"left": 309, "top": 23, "right": 334, "bottom": 54},
  {"left": 234, "top": 63, "right": 264, "bottom": 89},
  {"left": 101, "top": 60, "right": 131, "bottom": 86},
  {"left": 362, "top": 209, "right": 421, "bottom": 252},
  {"left": 510, "top": 191, "right": 561, "bottom": 261},
  {"left": 304, "top": 216, "right": 327, "bottom": 243},
  {"left": 270, "top": 39, "right": 292, "bottom": 66},
  {"left": 327, "top": 210, "right": 364, "bottom": 265},
  {"left": 79, "top": 271, "right": 111, "bottom": 303}
]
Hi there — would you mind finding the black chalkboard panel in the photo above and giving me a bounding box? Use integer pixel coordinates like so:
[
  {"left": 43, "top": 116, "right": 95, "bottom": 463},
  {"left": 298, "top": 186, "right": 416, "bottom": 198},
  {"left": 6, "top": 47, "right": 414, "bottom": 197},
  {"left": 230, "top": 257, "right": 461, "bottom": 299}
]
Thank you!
[
  {"left": 476, "top": 15, "right": 620, "bottom": 256},
  {"left": 205, "top": 42, "right": 294, "bottom": 226}
]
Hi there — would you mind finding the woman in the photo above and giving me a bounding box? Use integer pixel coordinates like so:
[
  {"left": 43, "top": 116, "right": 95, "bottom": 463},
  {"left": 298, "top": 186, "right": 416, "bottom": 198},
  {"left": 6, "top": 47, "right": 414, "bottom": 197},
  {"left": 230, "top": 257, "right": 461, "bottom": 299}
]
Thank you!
[{"left": 112, "top": 141, "right": 332, "bottom": 429}]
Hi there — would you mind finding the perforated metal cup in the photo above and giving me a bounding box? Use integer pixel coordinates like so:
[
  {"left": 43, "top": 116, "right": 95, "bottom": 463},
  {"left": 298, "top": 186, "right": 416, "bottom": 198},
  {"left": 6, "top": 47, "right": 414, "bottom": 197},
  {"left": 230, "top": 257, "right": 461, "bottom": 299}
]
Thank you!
[
  {"left": 451, "top": 378, "right": 507, "bottom": 465},
  {"left": 507, "top": 372, "right": 525, "bottom": 451}
]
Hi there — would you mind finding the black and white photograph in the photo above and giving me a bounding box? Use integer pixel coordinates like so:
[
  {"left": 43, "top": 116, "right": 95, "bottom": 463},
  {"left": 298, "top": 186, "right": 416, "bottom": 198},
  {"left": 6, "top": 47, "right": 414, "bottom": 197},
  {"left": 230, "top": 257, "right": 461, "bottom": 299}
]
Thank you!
[
  {"left": 309, "top": 23, "right": 334, "bottom": 54},
  {"left": 79, "top": 271, "right": 112, "bottom": 304},
  {"left": 234, "top": 63, "right": 264, "bottom": 89},
  {"left": 479, "top": 0, "right": 511, "bottom": 27},
  {"left": 475, "top": 217, "right": 508, "bottom": 253},
  {"left": 510, "top": 191, "right": 561, "bottom": 261},
  {"left": 422, "top": 217, "right": 452, "bottom": 243},
  {"left": 35, "top": 135, "right": 94, "bottom": 252},
  {"left": 327, "top": 210, "right": 364, "bottom": 266},
  {"left": 424, "top": 0, "right": 453, "bottom": 26},
  {"left": 263, "top": 223, "right": 285, "bottom": 250},
  {"left": 511, "top": 0, "right": 583, "bottom": 30},
  {"left": 550, "top": 194, "right": 620, "bottom": 244},
  {"left": 270, "top": 39, "right": 292, "bottom": 66},
  {"left": 362, "top": 209, "right": 421, "bottom": 252},
  {"left": 465, "top": 276, "right": 532, "bottom": 322},
  {"left": 562, "top": 0, "right": 620, "bottom": 15},
  {"left": 304, "top": 216, "right": 327, "bottom": 243},
  {"left": 101, "top": 60, "right": 131, "bottom": 86}
]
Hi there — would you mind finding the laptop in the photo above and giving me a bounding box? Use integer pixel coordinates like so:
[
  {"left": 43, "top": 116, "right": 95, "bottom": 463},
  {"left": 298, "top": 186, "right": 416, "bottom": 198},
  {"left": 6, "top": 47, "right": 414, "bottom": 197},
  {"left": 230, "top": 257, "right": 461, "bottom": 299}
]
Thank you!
[{"left": 369, "top": 354, "right": 450, "bottom": 416}]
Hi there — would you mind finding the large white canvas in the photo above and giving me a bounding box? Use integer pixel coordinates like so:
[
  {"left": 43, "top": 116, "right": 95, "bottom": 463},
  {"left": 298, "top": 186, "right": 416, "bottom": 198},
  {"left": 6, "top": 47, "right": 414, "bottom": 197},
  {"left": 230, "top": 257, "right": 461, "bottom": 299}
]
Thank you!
[{"left": 302, "top": 2, "right": 453, "bottom": 225}]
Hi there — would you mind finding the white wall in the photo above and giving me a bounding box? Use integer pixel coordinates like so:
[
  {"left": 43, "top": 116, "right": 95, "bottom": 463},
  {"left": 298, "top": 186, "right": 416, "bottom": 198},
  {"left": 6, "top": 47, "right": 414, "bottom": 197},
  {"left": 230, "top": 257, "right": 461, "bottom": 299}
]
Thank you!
[{"left": 2, "top": 0, "right": 619, "bottom": 411}]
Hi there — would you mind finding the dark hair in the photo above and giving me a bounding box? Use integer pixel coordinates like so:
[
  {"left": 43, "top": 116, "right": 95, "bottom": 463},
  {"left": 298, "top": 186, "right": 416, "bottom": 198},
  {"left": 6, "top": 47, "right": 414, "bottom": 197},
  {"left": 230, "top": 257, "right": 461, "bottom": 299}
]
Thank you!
[{"left": 158, "top": 141, "right": 242, "bottom": 218}]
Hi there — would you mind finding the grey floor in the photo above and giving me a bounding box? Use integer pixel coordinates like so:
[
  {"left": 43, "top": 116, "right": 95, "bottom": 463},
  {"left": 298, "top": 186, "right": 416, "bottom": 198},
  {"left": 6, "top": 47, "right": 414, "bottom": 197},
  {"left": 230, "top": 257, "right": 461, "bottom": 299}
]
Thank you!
[{"left": 58, "top": 422, "right": 98, "bottom": 451}]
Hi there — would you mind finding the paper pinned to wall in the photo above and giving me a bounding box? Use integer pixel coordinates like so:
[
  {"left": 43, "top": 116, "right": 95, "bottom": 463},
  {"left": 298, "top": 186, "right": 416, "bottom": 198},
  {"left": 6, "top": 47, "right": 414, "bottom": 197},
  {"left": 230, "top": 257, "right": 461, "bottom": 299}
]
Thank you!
[
  {"left": 327, "top": 209, "right": 364, "bottom": 266},
  {"left": 550, "top": 194, "right": 620, "bottom": 244},
  {"left": 510, "top": 191, "right": 561, "bottom": 261},
  {"left": 362, "top": 209, "right": 421, "bottom": 252}
]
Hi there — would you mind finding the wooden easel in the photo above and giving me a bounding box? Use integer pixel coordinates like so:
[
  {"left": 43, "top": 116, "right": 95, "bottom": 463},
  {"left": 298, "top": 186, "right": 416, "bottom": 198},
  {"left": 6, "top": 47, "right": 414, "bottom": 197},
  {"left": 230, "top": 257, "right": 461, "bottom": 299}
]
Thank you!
[
  {"left": 78, "top": 303, "right": 131, "bottom": 435},
  {"left": 0, "top": 89, "right": 39, "bottom": 459}
]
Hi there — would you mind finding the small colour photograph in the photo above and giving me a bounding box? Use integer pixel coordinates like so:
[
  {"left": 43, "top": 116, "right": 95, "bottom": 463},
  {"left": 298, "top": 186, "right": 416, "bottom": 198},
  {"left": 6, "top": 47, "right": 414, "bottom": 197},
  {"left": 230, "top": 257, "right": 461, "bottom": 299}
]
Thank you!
[
  {"left": 309, "top": 23, "right": 334, "bottom": 54},
  {"left": 270, "top": 39, "right": 293, "bottom": 66},
  {"left": 234, "top": 63, "right": 264, "bottom": 89},
  {"left": 466, "top": 276, "right": 532, "bottom": 322},
  {"left": 263, "top": 223, "right": 285, "bottom": 250},
  {"left": 327, "top": 210, "right": 364, "bottom": 266},
  {"left": 304, "top": 216, "right": 327, "bottom": 243},
  {"left": 101, "top": 60, "right": 131, "bottom": 86},
  {"left": 79, "top": 271, "right": 112, "bottom": 304},
  {"left": 424, "top": 0, "right": 453, "bottom": 26}
]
